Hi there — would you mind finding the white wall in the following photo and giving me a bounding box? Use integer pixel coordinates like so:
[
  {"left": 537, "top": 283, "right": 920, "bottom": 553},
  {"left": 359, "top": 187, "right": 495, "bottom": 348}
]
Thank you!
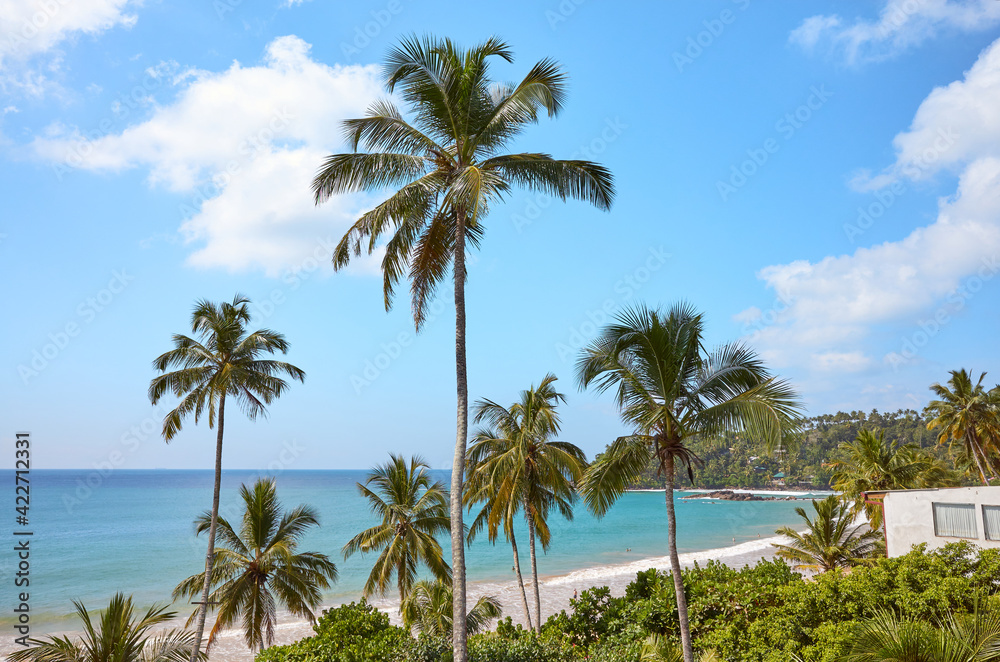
[{"left": 882, "top": 487, "right": 1000, "bottom": 556}]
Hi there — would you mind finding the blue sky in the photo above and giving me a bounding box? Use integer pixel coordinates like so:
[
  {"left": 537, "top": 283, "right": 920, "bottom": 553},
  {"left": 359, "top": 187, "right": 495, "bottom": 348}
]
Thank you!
[{"left": 3, "top": 0, "right": 1000, "bottom": 470}]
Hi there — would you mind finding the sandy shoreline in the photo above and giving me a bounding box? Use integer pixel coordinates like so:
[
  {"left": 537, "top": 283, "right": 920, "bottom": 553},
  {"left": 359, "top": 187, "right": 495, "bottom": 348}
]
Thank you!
[{"left": 1, "top": 535, "right": 791, "bottom": 662}]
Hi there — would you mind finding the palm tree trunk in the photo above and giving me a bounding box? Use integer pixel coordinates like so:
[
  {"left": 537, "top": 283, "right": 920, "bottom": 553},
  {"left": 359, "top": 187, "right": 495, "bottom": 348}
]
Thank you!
[
  {"left": 510, "top": 531, "right": 533, "bottom": 630},
  {"left": 969, "top": 429, "right": 994, "bottom": 484},
  {"left": 190, "top": 392, "right": 225, "bottom": 662},
  {"left": 527, "top": 514, "right": 542, "bottom": 632},
  {"left": 664, "top": 454, "right": 693, "bottom": 662},
  {"left": 450, "top": 213, "right": 469, "bottom": 662}
]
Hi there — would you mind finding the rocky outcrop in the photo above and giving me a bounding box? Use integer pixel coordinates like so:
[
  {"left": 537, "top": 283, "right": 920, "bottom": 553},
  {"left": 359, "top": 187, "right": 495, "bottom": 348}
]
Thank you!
[{"left": 681, "top": 490, "right": 800, "bottom": 501}]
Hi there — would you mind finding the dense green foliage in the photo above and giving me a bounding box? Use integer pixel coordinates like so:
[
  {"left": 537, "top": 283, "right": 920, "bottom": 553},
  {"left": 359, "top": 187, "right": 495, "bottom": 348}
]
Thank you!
[
  {"left": 254, "top": 544, "right": 1000, "bottom": 662},
  {"left": 255, "top": 601, "right": 412, "bottom": 662},
  {"left": 622, "top": 409, "right": 949, "bottom": 490}
]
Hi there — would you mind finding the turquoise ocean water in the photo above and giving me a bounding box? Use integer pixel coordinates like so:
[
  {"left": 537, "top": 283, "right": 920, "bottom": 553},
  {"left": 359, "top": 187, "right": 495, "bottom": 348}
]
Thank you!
[{"left": 4, "top": 470, "right": 829, "bottom": 632}]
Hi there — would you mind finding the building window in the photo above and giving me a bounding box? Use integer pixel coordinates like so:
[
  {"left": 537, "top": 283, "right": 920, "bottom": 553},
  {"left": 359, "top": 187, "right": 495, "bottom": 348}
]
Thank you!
[
  {"left": 933, "top": 502, "right": 978, "bottom": 539},
  {"left": 983, "top": 506, "right": 1000, "bottom": 541}
]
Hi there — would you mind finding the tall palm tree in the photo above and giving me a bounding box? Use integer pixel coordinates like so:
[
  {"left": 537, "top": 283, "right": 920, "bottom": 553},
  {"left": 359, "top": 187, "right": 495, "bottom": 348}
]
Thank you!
[
  {"left": 926, "top": 369, "right": 1000, "bottom": 484},
  {"left": 312, "top": 35, "right": 614, "bottom": 661},
  {"left": 773, "top": 495, "right": 882, "bottom": 572},
  {"left": 172, "top": 478, "right": 338, "bottom": 652},
  {"left": 149, "top": 295, "right": 305, "bottom": 662},
  {"left": 7, "top": 593, "right": 202, "bottom": 662},
  {"left": 149, "top": 294, "right": 306, "bottom": 662},
  {"left": 828, "top": 429, "right": 959, "bottom": 528},
  {"left": 343, "top": 454, "right": 451, "bottom": 602},
  {"left": 576, "top": 302, "right": 802, "bottom": 662},
  {"left": 465, "top": 374, "right": 586, "bottom": 631},
  {"left": 400, "top": 579, "right": 502, "bottom": 640}
]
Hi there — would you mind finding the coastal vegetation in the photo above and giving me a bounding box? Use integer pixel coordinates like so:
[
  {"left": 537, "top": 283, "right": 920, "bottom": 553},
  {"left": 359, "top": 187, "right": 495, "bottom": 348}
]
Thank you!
[
  {"left": 577, "top": 302, "right": 803, "bottom": 662},
  {"left": 254, "top": 543, "right": 1000, "bottom": 662},
  {"left": 618, "top": 406, "right": 984, "bottom": 491},
  {"left": 148, "top": 295, "right": 305, "bottom": 661},
  {"left": 465, "top": 374, "right": 587, "bottom": 631},
  {"left": 7, "top": 594, "right": 202, "bottom": 662},
  {"left": 172, "top": 479, "right": 338, "bottom": 652},
  {"left": 311, "top": 33, "right": 615, "bottom": 662}
]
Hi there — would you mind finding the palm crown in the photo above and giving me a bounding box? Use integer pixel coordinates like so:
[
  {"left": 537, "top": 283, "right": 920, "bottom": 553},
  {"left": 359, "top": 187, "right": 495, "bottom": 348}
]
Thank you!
[
  {"left": 343, "top": 454, "right": 451, "bottom": 601},
  {"left": 7, "top": 593, "right": 202, "bottom": 662},
  {"left": 148, "top": 294, "right": 305, "bottom": 438},
  {"left": 577, "top": 302, "right": 803, "bottom": 516},
  {"left": 774, "top": 495, "right": 883, "bottom": 572},
  {"left": 466, "top": 374, "right": 585, "bottom": 549},
  {"left": 312, "top": 35, "right": 615, "bottom": 327},
  {"left": 172, "top": 479, "right": 338, "bottom": 652},
  {"left": 828, "top": 429, "right": 957, "bottom": 528},
  {"left": 926, "top": 369, "right": 1000, "bottom": 484}
]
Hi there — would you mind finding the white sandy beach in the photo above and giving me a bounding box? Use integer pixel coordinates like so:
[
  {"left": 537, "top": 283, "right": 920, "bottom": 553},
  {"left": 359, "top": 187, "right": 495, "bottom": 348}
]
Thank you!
[{"left": 0, "top": 535, "right": 792, "bottom": 662}]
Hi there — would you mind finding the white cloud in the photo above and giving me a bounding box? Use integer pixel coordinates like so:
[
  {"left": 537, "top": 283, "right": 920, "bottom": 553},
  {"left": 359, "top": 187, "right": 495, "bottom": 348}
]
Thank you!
[
  {"left": 740, "top": 37, "right": 1000, "bottom": 384},
  {"left": 0, "top": 0, "right": 138, "bottom": 95},
  {"left": 856, "top": 38, "right": 1000, "bottom": 189},
  {"left": 32, "top": 35, "right": 388, "bottom": 276},
  {"left": 790, "top": 0, "right": 1000, "bottom": 64}
]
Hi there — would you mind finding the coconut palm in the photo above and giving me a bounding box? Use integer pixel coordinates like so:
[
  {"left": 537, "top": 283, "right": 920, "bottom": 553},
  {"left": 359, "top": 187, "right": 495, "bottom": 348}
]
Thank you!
[
  {"left": 828, "top": 429, "right": 959, "bottom": 528},
  {"left": 312, "top": 35, "right": 614, "bottom": 661},
  {"left": 926, "top": 369, "right": 1000, "bottom": 484},
  {"left": 172, "top": 478, "right": 338, "bottom": 652},
  {"left": 640, "top": 635, "right": 720, "bottom": 662},
  {"left": 839, "top": 606, "right": 1000, "bottom": 662},
  {"left": 576, "top": 302, "right": 802, "bottom": 662},
  {"left": 344, "top": 454, "right": 451, "bottom": 602},
  {"left": 773, "top": 495, "right": 882, "bottom": 572},
  {"left": 6, "top": 593, "right": 202, "bottom": 662},
  {"left": 400, "top": 579, "right": 502, "bottom": 640},
  {"left": 465, "top": 374, "right": 586, "bottom": 631},
  {"left": 148, "top": 295, "right": 305, "bottom": 662}
]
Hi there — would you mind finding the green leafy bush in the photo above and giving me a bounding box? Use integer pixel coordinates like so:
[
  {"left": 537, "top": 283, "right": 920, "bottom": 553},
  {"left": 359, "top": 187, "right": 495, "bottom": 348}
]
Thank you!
[{"left": 256, "top": 600, "right": 411, "bottom": 662}]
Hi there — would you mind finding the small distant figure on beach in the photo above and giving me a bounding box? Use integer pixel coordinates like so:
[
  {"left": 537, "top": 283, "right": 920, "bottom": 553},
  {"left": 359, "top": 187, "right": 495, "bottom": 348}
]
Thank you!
[
  {"left": 573, "top": 589, "right": 578, "bottom": 600},
  {"left": 732, "top": 537, "right": 736, "bottom": 542}
]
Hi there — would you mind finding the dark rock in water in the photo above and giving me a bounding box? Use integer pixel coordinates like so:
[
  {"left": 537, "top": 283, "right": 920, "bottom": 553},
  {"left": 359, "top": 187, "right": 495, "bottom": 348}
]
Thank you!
[{"left": 681, "top": 490, "right": 771, "bottom": 501}]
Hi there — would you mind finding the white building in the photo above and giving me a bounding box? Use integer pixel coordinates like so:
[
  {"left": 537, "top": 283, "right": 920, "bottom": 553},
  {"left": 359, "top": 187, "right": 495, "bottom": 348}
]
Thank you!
[{"left": 866, "top": 486, "right": 1000, "bottom": 557}]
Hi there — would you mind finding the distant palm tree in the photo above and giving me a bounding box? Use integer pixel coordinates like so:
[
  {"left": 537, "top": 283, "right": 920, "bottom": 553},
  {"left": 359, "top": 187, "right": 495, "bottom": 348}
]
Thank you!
[
  {"left": 577, "top": 302, "right": 802, "bottom": 662},
  {"left": 312, "top": 35, "right": 614, "bottom": 662},
  {"left": 840, "top": 605, "right": 1000, "bottom": 662},
  {"left": 926, "top": 369, "right": 1000, "bottom": 484},
  {"left": 640, "top": 635, "right": 720, "bottom": 662},
  {"left": 828, "top": 429, "right": 958, "bottom": 528},
  {"left": 344, "top": 454, "right": 451, "bottom": 602},
  {"left": 149, "top": 294, "right": 305, "bottom": 662},
  {"left": 774, "top": 495, "right": 882, "bottom": 573},
  {"left": 173, "top": 478, "right": 338, "bottom": 652},
  {"left": 466, "top": 374, "right": 586, "bottom": 631},
  {"left": 7, "top": 593, "right": 201, "bottom": 662},
  {"left": 400, "top": 579, "right": 502, "bottom": 640}
]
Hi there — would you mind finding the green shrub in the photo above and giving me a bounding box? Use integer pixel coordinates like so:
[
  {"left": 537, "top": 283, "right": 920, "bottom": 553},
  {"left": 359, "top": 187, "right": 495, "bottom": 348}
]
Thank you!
[{"left": 256, "top": 600, "right": 411, "bottom": 662}]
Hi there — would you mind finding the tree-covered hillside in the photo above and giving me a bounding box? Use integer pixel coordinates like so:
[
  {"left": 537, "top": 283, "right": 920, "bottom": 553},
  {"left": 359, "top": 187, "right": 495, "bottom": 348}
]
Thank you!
[{"left": 616, "top": 408, "right": 948, "bottom": 490}]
